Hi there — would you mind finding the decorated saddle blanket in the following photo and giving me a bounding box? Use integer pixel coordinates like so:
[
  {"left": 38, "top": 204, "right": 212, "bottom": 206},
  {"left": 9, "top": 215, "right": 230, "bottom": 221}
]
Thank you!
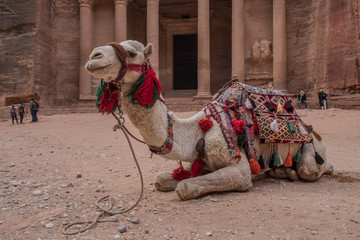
[{"left": 210, "top": 79, "right": 312, "bottom": 146}]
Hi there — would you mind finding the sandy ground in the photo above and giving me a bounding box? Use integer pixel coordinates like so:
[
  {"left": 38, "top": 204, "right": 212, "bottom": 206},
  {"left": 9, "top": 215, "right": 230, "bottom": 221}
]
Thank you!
[{"left": 0, "top": 108, "right": 360, "bottom": 240}]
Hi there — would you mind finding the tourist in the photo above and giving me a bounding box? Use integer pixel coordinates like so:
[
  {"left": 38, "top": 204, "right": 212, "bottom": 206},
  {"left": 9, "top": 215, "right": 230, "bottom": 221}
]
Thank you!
[
  {"left": 298, "top": 91, "right": 308, "bottom": 109},
  {"left": 18, "top": 100, "right": 25, "bottom": 124},
  {"left": 318, "top": 89, "right": 327, "bottom": 110},
  {"left": 30, "top": 99, "right": 39, "bottom": 122},
  {"left": 10, "top": 105, "right": 18, "bottom": 125},
  {"left": 267, "top": 82, "right": 274, "bottom": 91}
]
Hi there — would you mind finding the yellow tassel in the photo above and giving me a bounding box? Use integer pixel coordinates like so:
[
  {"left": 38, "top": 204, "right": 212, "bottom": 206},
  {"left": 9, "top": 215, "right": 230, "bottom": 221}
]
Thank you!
[{"left": 277, "top": 102, "right": 284, "bottom": 114}]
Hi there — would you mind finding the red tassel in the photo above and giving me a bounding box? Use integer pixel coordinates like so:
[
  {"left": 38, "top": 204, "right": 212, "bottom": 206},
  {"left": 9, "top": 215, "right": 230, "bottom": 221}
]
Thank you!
[
  {"left": 191, "top": 159, "right": 204, "bottom": 178},
  {"left": 284, "top": 152, "right": 293, "bottom": 167},
  {"left": 199, "top": 117, "right": 213, "bottom": 131},
  {"left": 231, "top": 118, "right": 245, "bottom": 133},
  {"left": 249, "top": 158, "right": 260, "bottom": 175},
  {"left": 134, "top": 70, "right": 162, "bottom": 108},
  {"left": 172, "top": 162, "right": 191, "bottom": 181},
  {"left": 98, "top": 82, "right": 119, "bottom": 114}
]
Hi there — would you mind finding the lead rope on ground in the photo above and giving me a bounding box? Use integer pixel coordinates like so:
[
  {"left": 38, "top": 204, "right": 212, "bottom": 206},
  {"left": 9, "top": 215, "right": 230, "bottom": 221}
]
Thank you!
[{"left": 62, "top": 123, "right": 144, "bottom": 236}]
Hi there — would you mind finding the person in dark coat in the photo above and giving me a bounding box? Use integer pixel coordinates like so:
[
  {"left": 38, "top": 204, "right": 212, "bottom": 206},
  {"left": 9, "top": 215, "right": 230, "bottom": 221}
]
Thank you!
[
  {"left": 30, "top": 99, "right": 39, "bottom": 122},
  {"left": 318, "top": 89, "right": 327, "bottom": 110},
  {"left": 10, "top": 105, "right": 18, "bottom": 125},
  {"left": 298, "top": 91, "right": 307, "bottom": 109},
  {"left": 18, "top": 100, "right": 25, "bottom": 124}
]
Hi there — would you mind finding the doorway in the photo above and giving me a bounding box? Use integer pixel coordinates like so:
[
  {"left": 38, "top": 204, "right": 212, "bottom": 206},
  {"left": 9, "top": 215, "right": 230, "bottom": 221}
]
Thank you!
[{"left": 173, "top": 34, "right": 198, "bottom": 90}]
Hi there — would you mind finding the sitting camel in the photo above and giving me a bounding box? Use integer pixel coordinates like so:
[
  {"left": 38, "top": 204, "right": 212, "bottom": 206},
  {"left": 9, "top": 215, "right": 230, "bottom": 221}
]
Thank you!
[{"left": 85, "top": 40, "right": 333, "bottom": 201}]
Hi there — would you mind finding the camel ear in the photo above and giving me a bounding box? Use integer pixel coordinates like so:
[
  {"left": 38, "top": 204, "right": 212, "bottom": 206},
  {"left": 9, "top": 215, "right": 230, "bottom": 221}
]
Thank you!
[{"left": 144, "top": 43, "right": 153, "bottom": 59}]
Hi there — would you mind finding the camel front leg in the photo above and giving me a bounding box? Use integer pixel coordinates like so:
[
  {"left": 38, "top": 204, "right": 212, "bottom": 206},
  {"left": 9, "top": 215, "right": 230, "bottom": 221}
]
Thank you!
[
  {"left": 154, "top": 164, "right": 192, "bottom": 192},
  {"left": 175, "top": 159, "right": 252, "bottom": 201}
]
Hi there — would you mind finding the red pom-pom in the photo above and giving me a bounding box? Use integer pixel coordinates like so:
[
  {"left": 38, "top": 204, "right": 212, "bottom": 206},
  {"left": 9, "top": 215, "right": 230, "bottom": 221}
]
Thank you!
[
  {"left": 199, "top": 117, "right": 213, "bottom": 131},
  {"left": 231, "top": 119, "right": 245, "bottom": 133},
  {"left": 172, "top": 164, "right": 191, "bottom": 181},
  {"left": 191, "top": 159, "right": 204, "bottom": 178},
  {"left": 249, "top": 158, "right": 260, "bottom": 175}
]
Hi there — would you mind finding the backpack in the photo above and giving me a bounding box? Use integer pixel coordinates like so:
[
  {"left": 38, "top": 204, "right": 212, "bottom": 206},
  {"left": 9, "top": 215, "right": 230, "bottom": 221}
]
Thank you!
[{"left": 11, "top": 108, "right": 16, "bottom": 117}]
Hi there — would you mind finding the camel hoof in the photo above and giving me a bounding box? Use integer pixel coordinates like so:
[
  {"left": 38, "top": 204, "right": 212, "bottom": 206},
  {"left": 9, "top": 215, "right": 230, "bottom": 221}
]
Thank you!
[
  {"left": 175, "top": 180, "right": 202, "bottom": 201},
  {"left": 324, "top": 161, "right": 334, "bottom": 175},
  {"left": 154, "top": 172, "right": 178, "bottom": 192},
  {"left": 286, "top": 168, "right": 299, "bottom": 181}
]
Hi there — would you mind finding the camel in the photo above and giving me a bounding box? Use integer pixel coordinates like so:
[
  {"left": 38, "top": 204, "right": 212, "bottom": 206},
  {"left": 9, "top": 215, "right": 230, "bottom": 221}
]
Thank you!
[{"left": 85, "top": 40, "right": 333, "bottom": 201}]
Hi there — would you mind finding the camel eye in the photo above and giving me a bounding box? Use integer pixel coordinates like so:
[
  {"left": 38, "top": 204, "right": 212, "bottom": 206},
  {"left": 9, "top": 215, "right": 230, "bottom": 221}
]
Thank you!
[{"left": 129, "top": 52, "right": 137, "bottom": 58}]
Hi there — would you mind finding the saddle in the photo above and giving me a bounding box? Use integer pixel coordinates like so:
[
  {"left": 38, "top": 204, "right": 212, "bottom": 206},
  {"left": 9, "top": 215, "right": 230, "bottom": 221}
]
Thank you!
[{"left": 204, "top": 79, "right": 312, "bottom": 170}]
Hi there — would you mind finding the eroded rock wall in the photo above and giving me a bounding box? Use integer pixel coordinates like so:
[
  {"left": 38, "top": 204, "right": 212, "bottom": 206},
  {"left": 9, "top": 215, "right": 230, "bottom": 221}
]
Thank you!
[
  {"left": 287, "top": 0, "right": 360, "bottom": 97},
  {"left": 0, "top": 0, "right": 37, "bottom": 106}
]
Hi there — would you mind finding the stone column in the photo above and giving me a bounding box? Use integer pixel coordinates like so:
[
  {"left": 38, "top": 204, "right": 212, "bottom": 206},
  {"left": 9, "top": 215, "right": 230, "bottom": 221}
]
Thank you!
[
  {"left": 147, "top": 0, "right": 159, "bottom": 76},
  {"left": 273, "top": 0, "right": 287, "bottom": 90},
  {"left": 195, "top": 0, "right": 212, "bottom": 100},
  {"left": 79, "top": 0, "right": 93, "bottom": 99},
  {"left": 114, "top": 0, "right": 128, "bottom": 43},
  {"left": 232, "top": 0, "right": 244, "bottom": 81}
]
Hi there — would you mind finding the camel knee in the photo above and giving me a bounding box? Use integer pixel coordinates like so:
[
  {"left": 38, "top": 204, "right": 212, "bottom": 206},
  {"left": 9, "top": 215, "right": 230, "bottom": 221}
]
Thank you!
[
  {"left": 155, "top": 171, "right": 179, "bottom": 192},
  {"left": 297, "top": 164, "right": 320, "bottom": 181}
]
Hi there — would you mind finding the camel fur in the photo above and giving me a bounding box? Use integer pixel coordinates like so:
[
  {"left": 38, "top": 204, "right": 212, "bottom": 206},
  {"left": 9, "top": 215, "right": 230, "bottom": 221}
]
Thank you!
[{"left": 85, "top": 40, "right": 333, "bottom": 201}]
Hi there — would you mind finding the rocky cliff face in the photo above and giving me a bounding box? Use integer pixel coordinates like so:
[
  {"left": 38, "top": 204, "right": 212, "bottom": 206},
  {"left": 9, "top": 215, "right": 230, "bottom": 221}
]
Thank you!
[
  {"left": 0, "top": 0, "right": 37, "bottom": 106},
  {"left": 0, "top": 0, "right": 79, "bottom": 107},
  {"left": 287, "top": 0, "right": 360, "bottom": 97}
]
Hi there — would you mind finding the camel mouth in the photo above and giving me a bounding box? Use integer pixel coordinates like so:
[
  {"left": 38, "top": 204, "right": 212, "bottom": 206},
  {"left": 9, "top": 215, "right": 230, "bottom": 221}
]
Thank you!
[{"left": 85, "top": 63, "right": 111, "bottom": 72}]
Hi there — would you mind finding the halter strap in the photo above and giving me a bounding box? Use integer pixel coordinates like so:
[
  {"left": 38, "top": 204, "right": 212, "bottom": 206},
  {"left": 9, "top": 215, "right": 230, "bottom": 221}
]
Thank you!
[
  {"left": 107, "top": 42, "right": 144, "bottom": 83},
  {"left": 148, "top": 114, "right": 174, "bottom": 155}
]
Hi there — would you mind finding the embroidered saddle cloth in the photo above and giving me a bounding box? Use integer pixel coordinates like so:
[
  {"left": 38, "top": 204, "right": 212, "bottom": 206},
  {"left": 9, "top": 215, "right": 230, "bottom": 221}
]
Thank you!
[{"left": 211, "top": 79, "right": 312, "bottom": 144}]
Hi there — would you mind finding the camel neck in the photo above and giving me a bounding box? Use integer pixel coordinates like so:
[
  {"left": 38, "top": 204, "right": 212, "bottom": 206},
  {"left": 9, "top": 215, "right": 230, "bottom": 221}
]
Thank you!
[{"left": 122, "top": 93, "right": 169, "bottom": 148}]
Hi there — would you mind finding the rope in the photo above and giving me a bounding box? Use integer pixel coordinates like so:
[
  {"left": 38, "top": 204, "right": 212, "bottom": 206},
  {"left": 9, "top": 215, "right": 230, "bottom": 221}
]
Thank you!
[{"left": 62, "top": 124, "right": 144, "bottom": 235}]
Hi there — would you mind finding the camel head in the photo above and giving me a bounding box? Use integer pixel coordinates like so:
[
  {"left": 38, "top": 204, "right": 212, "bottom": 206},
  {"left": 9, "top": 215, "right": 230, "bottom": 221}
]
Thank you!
[{"left": 85, "top": 40, "right": 153, "bottom": 84}]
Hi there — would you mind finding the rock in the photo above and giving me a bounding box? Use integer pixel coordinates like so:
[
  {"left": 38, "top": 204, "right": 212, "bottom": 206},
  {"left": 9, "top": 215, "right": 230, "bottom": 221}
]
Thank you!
[
  {"left": 145, "top": 229, "right": 150, "bottom": 234},
  {"left": 127, "top": 217, "right": 140, "bottom": 224},
  {"left": 118, "top": 223, "right": 127, "bottom": 233},
  {"left": 124, "top": 174, "right": 130, "bottom": 177},
  {"left": 311, "top": 230, "right": 318, "bottom": 235},
  {"left": 10, "top": 181, "right": 22, "bottom": 187},
  {"left": 205, "top": 232, "right": 213, "bottom": 236},
  {"left": 9, "top": 163, "right": 15, "bottom": 167},
  {"left": 32, "top": 190, "right": 42, "bottom": 196},
  {"left": 45, "top": 223, "right": 54, "bottom": 228},
  {"left": 76, "top": 173, "right": 82, "bottom": 178},
  {"left": 114, "top": 235, "right": 121, "bottom": 239},
  {"left": 350, "top": 219, "right": 359, "bottom": 224}
]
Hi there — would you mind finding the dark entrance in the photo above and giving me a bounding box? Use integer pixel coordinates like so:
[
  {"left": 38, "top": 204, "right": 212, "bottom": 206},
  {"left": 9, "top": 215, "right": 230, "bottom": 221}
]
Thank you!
[{"left": 173, "top": 34, "right": 198, "bottom": 90}]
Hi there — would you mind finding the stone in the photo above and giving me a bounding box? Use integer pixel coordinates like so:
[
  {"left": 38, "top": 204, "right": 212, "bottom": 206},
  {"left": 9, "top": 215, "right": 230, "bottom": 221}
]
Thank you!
[
  {"left": 32, "top": 190, "right": 42, "bottom": 196},
  {"left": 311, "top": 230, "right": 318, "bottom": 235},
  {"left": 45, "top": 223, "right": 54, "bottom": 228},
  {"left": 76, "top": 173, "right": 82, "bottom": 178},
  {"left": 118, "top": 223, "right": 127, "bottom": 233},
  {"left": 127, "top": 217, "right": 140, "bottom": 224},
  {"left": 205, "top": 232, "right": 212, "bottom": 236},
  {"left": 114, "top": 235, "right": 121, "bottom": 239}
]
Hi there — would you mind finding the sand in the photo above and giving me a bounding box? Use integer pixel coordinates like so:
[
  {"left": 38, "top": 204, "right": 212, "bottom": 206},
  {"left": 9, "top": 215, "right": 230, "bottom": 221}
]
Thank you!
[{"left": 0, "top": 108, "right": 359, "bottom": 240}]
